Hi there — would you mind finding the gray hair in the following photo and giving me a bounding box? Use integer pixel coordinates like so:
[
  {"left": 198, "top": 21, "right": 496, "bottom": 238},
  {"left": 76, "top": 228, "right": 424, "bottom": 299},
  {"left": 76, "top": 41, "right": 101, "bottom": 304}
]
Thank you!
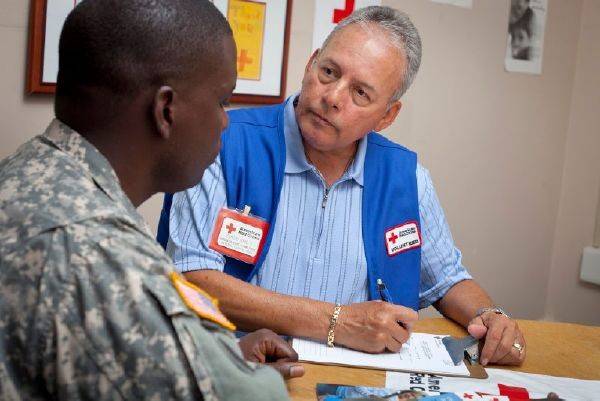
[{"left": 320, "top": 6, "right": 422, "bottom": 102}]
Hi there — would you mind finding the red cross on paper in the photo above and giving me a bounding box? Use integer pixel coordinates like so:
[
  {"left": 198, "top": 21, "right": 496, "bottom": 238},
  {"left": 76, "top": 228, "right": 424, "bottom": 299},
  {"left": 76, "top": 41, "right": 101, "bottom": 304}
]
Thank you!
[
  {"left": 333, "top": 0, "right": 355, "bottom": 23},
  {"left": 237, "top": 49, "right": 253, "bottom": 72},
  {"left": 387, "top": 232, "right": 399, "bottom": 244},
  {"left": 226, "top": 223, "right": 236, "bottom": 234},
  {"left": 498, "top": 383, "right": 530, "bottom": 401}
]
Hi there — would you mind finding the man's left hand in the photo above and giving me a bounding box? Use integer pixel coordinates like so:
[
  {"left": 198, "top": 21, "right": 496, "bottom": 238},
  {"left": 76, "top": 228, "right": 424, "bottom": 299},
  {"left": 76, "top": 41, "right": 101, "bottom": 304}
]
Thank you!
[
  {"left": 238, "top": 328, "right": 305, "bottom": 379},
  {"left": 467, "top": 312, "right": 526, "bottom": 366}
]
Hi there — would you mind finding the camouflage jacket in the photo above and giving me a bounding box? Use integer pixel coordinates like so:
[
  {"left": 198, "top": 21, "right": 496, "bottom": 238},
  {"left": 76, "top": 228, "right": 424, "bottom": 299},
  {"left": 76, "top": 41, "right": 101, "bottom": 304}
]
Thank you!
[{"left": 0, "top": 120, "right": 289, "bottom": 401}]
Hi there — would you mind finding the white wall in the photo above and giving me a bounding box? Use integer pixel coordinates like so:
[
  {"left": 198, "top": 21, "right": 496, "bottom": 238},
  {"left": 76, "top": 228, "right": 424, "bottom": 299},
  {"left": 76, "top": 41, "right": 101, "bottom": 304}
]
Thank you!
[
  {"left": 1, "top": 0, "right": 598, "bottom": 325},
  {"left": 378, "top": 0, "right": 590, "bottom": 322},
  {"left": 545, "top": 0, "right": 600, "bottom": 324},
  {"left": 0, "top": 1, "right": 54, "bottom": 154}
]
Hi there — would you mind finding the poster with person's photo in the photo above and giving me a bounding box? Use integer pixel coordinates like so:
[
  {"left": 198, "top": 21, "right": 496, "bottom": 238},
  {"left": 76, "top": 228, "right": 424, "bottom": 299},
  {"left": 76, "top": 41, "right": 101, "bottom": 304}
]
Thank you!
[{"left": 505, "top": 0, "right": 548, "bottom": 74}]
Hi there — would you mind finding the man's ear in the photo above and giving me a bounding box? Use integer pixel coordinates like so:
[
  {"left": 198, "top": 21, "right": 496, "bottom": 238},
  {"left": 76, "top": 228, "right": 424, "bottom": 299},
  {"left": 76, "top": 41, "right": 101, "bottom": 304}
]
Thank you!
[
  {"left": 153, "top": 86, "right": 175, "bottom": 140},
  {"left": 374, "top": 100, "right": 402, "bottom": 132},
  {"left": 305, "top": 49, "right": 320, "bottom": 74}
]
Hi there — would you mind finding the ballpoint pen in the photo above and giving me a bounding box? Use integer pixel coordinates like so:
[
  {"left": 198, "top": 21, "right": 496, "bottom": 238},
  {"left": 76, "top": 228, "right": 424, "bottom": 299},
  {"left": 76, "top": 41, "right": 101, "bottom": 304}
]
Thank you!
[
  {"left": 377, "top": 278, "right": 410, "bottom": 331},
  {"left": 376, "top": 278, "right": 393, "bottom": 303}
]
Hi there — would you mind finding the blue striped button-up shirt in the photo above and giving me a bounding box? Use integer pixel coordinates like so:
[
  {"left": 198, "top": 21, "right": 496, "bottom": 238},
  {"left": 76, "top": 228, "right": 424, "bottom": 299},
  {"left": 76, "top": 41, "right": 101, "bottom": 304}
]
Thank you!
[{"left": 167, "top": 97, "right": 471, "bottom": 309}]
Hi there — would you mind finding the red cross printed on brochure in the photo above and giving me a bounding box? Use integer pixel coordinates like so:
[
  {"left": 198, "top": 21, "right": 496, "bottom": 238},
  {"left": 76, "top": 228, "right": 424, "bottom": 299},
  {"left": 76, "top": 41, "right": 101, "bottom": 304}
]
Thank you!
[
  {"left": 498, "top": 383, "right": 530, "bottom": 400},
  {"left": 226, "top": 222, "right": 236, "bottom": 234},
  {"left": 387, "top": 232, "right": 399, "bottom": 244}
]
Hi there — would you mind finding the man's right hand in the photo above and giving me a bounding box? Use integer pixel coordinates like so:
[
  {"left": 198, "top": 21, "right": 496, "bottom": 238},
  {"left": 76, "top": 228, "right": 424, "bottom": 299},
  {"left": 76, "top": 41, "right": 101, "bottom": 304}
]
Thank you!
[{"left": 334, "top": 301, "right": 418, "bottom": 353}]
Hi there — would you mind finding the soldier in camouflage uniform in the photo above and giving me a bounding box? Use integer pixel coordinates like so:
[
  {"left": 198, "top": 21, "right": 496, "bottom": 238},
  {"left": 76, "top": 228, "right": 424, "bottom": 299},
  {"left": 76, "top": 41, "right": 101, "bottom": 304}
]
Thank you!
[{"left": 0, "top": 0, "right": 300, "bottom": 399}]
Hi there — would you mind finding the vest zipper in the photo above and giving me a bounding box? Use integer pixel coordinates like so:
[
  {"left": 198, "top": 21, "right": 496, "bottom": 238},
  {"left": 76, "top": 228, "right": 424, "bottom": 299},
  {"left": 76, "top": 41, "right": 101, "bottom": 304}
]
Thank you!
[{"left": 322, "top": 188, "right": 329, "bottom": 209}]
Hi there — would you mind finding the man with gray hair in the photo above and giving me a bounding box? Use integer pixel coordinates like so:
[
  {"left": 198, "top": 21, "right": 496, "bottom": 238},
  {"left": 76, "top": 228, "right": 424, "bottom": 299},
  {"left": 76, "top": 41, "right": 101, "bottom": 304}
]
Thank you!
[{"left": 159, "top": 6, "right": 525, "bottom": 366}]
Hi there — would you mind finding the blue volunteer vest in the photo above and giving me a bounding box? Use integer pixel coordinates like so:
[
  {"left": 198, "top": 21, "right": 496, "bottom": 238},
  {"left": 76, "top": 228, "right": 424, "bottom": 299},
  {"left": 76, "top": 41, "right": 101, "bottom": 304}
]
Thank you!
[{"left": 157, "top": 102, "right": 422, "bottom": 310}]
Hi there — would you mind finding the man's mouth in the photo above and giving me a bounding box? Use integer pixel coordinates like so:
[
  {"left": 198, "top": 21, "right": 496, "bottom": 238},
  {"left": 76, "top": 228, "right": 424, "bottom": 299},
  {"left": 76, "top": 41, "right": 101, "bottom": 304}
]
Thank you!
[{"left": 310, "top": 110, "right": 334, "bottom": 128}]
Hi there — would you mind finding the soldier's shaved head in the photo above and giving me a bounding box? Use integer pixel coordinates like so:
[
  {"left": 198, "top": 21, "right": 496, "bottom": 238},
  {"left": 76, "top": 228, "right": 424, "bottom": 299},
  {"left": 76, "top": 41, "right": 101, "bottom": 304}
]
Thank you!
[
  {"left": 55, "top": 0, "right": 232, "bottom": 103},
  {"left": 52, "top": 0, "right": 238, "bottom": 203}
]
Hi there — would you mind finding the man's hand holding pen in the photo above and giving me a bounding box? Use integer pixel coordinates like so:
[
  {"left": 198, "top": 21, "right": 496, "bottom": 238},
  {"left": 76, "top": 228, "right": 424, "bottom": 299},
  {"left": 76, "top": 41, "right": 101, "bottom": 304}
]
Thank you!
[
  {"left": 327, "top": 279, "right": 417, "bottom": 354},
  {"left": 333, "top": 300, "right": 418, "bottom": 353}
]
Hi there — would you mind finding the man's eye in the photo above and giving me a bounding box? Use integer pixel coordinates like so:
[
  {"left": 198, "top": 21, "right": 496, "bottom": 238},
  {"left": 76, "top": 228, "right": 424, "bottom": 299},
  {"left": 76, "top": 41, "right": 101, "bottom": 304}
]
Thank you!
[
  {"left": 357, "top": 88, "right": 367, "bottom": 97},
  {"left": 323, "top": 67, "right": 333, "bottom": 76}
]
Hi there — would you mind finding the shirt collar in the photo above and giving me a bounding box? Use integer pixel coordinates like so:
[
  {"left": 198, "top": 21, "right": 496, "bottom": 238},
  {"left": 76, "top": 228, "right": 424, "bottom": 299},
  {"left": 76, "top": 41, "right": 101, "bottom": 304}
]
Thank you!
[
  {"left": 42, "top": 118, "right": 146, "bottom": 228},
  {"left": 283, "top": 94, "right": 367, "bottom": 187}
]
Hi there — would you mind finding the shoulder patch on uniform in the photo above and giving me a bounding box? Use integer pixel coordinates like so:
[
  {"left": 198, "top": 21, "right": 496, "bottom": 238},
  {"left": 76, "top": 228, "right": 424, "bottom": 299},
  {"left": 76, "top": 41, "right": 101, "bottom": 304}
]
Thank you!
[{"left": 169, "top": 272, "right": 236, "bottom": 331}]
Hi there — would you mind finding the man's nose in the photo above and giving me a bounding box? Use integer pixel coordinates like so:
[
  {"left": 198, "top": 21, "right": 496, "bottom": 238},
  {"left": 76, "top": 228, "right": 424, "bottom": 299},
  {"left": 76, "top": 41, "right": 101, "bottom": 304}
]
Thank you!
[{"left": 323, "top": 82, "right": 344, "bottom": 111}]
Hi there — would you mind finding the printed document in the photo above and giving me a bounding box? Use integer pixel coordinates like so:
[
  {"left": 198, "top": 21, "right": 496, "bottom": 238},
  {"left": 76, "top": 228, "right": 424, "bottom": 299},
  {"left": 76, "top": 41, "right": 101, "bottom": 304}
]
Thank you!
[{"left": 292, "top": 333, "right": 470, "bottom": 376}]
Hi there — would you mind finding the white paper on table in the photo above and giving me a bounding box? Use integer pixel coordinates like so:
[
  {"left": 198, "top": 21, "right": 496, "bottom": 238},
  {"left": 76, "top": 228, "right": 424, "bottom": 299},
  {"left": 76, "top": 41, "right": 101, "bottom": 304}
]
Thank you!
[
  {"left": 385, "top": 368, "right": 600, "bottom": 401},
  {"left": 292, "top": 333, "right": 470, "bottom": 376}
]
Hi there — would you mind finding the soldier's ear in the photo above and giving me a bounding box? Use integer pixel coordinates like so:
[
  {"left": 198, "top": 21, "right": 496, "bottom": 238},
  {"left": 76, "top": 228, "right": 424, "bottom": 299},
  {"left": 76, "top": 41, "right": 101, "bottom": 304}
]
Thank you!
[{"left": 153, "top": 86, "right": 175, "bottom": 140}]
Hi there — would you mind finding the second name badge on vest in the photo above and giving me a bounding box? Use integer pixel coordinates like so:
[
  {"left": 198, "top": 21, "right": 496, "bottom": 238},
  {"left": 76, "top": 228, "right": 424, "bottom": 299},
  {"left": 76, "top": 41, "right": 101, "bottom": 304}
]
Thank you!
[
  {"left": 385, "top": 221, "right": 422, "bottom": 257},
  {"left": 209, "top": 206, "right": 269, "bottom": 265}
]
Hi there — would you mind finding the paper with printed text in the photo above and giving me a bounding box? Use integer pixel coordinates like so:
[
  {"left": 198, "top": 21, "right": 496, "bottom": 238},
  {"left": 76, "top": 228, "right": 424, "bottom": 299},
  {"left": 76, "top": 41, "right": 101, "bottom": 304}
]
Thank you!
[{"left": 293, "top": 333, "right": 470, "bottom": 376}]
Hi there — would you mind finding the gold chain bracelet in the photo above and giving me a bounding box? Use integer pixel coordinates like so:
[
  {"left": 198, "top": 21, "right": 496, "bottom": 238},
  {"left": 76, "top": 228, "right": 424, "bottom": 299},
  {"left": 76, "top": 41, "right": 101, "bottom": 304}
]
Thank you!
[{"left": 327, "top": 303, "right": 342, "bottom": 347}]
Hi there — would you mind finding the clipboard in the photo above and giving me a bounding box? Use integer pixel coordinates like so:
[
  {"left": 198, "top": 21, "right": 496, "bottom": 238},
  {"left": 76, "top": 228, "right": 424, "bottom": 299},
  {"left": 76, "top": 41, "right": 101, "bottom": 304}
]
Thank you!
[
  {"left": 297, "top": 356, "right": 488, "bottom": 379},
  {"left": 292, "top": 333, "right": 488, "bottom": 379},
  {"left": 442, "top": 334, "right": 488, "bottom": 379}
]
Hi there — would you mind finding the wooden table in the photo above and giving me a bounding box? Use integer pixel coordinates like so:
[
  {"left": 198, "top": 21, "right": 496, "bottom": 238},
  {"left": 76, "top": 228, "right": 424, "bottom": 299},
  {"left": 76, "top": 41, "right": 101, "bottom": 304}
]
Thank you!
[{"left": 287, "top": 318, "right": 600, "bottom": 401}]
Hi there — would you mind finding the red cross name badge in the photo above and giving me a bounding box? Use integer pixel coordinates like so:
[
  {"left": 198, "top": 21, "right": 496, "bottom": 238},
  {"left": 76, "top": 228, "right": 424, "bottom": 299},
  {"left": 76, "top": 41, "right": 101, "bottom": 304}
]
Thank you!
[
  {"left": 384, "top": 221, "right": 422, "bottom": 257},
  {"left": 209, "top": 205, "right": 269, "bottom": 265}
]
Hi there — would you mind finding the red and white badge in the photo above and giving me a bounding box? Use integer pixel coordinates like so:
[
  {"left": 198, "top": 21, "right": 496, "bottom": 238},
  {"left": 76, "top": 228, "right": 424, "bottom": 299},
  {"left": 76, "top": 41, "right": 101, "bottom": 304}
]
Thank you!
[
  {"left": 385, "top": 221, "right": 422, "bottom": 256},
  {"left": 209, "top": 206, "right": 269, "bottom": 265}
]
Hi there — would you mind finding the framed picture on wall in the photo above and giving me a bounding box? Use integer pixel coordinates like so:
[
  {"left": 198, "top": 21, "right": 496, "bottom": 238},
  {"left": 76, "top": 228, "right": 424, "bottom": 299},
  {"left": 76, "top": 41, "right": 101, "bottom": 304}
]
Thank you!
[
  {"left": 212, "top": 0, "right": 292, "bottom": 104},
  {"left": 27, "top": 0, "right": 80, "bottom": 94},
  {"left": 26, "top": 0, "right": 292, "bottom": 104}
]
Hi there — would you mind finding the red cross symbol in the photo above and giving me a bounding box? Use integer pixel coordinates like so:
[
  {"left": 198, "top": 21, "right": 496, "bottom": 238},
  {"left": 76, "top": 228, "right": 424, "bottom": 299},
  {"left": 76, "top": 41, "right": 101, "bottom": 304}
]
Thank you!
[
  {"left": 387, "top": 231, "right": 399, "bottom": 244},
  {"left": 237, "top": 49, "right": 253, "bottom": 72},
  {"left": 498, "top": 384, "right": 529, "bottom": 400},
  {"left": 333, "top": 0, "right": 355, "bottom": 23},
  {"left": 226, "top": 223, "right": 236, "bottom": 234},
  {"left": 463, "top": 394, "right": 473, "bottom": 400}
]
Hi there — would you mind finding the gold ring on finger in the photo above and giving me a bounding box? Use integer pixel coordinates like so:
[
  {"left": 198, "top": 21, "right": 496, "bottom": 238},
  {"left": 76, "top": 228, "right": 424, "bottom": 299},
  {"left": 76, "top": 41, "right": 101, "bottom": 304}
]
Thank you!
[{"left": 512, "top": 342, "right": 524, "bottom": 354}]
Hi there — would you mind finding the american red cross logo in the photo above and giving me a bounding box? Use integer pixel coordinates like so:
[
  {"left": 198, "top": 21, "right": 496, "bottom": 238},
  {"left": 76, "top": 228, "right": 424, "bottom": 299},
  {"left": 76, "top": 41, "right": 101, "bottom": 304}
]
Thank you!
[
  {"left": 387, "top": 232, "right": 399, "bottom": 244},
  {"left": 333, "top": 0, "right": 355, "bottom": 23},
  {"left": 226, "top": 223, "right": 236, "bottom": 234}
]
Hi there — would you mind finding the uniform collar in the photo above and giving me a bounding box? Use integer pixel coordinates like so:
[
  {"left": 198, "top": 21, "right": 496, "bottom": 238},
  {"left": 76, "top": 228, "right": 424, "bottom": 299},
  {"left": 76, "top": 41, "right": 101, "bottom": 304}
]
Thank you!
[
  {"left": 42, "top": 119, "right": 145, "bottom": 228},
  {"left": 283, "top": 94, "right": 366, "bottom": 187}
]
